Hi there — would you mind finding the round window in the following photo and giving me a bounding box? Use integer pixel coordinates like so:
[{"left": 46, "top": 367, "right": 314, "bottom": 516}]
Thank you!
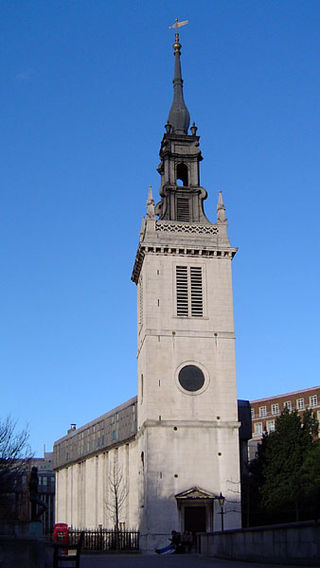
[{"left": 178, "top": 365, "right": 205, "bottom": 392}]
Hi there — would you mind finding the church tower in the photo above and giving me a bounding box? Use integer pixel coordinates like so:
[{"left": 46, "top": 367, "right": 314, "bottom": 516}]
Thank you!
[{"left": 132, "top": 30, "right": 241, "bottom": 549}]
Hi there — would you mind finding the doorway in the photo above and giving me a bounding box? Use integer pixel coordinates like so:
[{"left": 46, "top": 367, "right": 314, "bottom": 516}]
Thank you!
[
  {"left": 175, "top": 487, "right": 214, "bottom": 533},
  {"left": 184, "top": 506, "right": 206, "bottom": 533}
]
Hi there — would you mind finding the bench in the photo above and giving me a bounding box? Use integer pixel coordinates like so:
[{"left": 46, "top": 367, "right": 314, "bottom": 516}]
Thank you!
[{"left": 53, "top": 531, "right": 85, "bottom": 568}]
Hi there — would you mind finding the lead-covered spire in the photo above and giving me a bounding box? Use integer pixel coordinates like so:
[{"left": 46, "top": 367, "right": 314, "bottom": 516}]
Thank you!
[{"left": 167, "top": 31, "right": 190, "bottom": 135}]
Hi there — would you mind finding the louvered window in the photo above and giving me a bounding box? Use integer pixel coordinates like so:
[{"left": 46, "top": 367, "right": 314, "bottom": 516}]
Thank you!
[
  {"left": 176, "top": 266, "right": 189, "bottom": 316},
  {"left": 190, "top": 267, "right": 203, "bottom": 316},
  {"left": 176, "top": 266, "right": 203, "bottom": 317},
  {"left": 176, "top": 198, "right": 190, "bottom": 221}
]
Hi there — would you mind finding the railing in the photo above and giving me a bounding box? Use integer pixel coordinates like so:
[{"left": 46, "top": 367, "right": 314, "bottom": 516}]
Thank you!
[{"left": 68, "top": 529, "right": 139, "bottom": 552}]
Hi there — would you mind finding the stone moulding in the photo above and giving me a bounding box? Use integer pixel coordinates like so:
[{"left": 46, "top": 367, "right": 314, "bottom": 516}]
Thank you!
[
  {"left": 155, "top": 221, "right": 219, "bottom": 235},
  {"left": 137, "top": 419, "right": 241, "bottom": 435},
  {"left": 131, "top": 243, "right": 237, "bottom": 284},
  {"left": 175, "top": 486, "right": 215, "bottom": 501}
]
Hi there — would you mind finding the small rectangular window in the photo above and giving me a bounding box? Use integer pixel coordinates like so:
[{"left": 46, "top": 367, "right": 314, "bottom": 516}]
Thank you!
[
  {"left": 259, "top": 406, "right": 267, "bottom": 417},
  {"left": 251, "top": 408, "right": 255, "bottom": 419},
  {"left": 310, "top": 395, "right": 317, "bottom": 407},
  {"left": 297, "top": 398, "right": 305, "bottom": 410},
  {"left": 284, "top": 400, "right": 292, "bottom": 411},
  {"left": 254, "top": 422, "right": 262, "bottom": 436},
  {"left": 267, "top": 420, "right": 275, "bottom": 432},
  {"left": 271, "top": 403, "right": 279, "bottom": 415},
  {"left": 141, "top": 373, "right": 144, "bottom": 403}
]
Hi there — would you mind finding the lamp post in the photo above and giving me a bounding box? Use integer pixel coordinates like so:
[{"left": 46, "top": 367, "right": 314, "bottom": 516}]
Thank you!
[{"left": 217, "top": 492, "right": 225, "bottom": 532}]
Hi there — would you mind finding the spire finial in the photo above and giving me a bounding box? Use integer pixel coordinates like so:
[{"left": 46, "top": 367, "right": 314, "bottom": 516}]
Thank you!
[
  {"left": 146, "top": 185, "right": 156, "bottom": 219},
  {"left": 217, "top": 190, "right": 227, "bottom": 223},
  {"left": 173, "top": 31, "right": 181, "bottom": 55},
  {"left": 169, "top": 18, "right": 188, "bottom": 54},
  {"left": 167, "top": 19, "right": 190, "bottom": 135}
]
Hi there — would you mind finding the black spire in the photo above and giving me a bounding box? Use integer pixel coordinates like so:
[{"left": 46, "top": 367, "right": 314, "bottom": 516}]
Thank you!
[{"left": 167, "top": 32, "right": 190, "bottom": 135}]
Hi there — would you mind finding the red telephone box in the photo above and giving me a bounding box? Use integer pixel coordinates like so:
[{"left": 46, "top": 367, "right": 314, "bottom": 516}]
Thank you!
[{"left": 53, "top": 522, "right": 69, "bottom": 544}]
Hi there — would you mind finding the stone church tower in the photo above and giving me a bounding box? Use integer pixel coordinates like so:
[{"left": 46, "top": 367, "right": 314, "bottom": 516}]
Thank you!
[
  {"left": 53, "top": 30, "right": 242, "bottom": 552},
  {"left": 132, "top": 31, "right": 241, "bottom": 547}
]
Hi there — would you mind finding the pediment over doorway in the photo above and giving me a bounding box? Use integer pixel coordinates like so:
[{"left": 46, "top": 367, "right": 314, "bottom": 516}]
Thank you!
[{"left": 175, "top": 486, "right": 215, "bottom": 501}]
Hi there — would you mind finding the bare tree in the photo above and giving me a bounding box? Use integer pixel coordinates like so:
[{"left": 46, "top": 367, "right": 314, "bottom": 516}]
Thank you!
[
  {"left": 105, "top": 460, "right": 128, "bottom": 531},
  {"left": 0, "top": 417, "right": 31, "bottom": 519}
]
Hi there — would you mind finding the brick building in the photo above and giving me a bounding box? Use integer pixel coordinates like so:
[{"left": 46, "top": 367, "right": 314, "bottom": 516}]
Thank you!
[{"left": 249, "top": 386, "right": 320, "bottom": 460}]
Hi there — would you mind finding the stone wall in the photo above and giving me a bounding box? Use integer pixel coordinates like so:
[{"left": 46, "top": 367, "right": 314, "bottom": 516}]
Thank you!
[
  {"left": 0, "top": 523, "right": 51, "bottom": 568},
  {"left": 0, "top": 537, "right": 52, "bottom": 568},
  {"left": 53, "top": 397, "right": 137, "bottom": 469},
  {"left": 55, "top": 438, "right": 139, "bottom": 530},
  {"left": 199, "top": 521, "right": 320, "bottom": 565}
]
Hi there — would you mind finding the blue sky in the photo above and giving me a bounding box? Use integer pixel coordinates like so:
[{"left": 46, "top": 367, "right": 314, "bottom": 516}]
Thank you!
[{"left": 1, "top": 0, "right": 320, "bottom": 456}]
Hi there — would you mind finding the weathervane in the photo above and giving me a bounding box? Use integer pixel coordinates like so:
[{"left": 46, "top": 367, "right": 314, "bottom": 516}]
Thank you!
[
  {"left": 169, "top": 18, "right": 188, "bottom": 53},
  {"left": 168, "top": 18, "right": 189, "bottom": 31}
]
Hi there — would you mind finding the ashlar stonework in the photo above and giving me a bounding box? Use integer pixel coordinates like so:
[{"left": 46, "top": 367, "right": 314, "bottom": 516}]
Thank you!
[{"left": 54, "top": 30, "right": 242, "bottom": 551}]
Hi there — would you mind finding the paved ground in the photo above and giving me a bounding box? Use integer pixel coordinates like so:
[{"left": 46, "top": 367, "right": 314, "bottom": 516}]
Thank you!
[{"left": 79, "top": 553, "right": 304, "bottom": 568}]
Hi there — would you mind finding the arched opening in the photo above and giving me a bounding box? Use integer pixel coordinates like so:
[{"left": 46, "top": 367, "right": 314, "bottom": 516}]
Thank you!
[{"left": 176, "top": 163, "right": 188, "bottom": 186}]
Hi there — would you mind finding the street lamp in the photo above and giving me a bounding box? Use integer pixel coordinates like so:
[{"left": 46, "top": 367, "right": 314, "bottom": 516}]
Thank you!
[{"left": 217, "top": 492, "right": 225, "bottom": 532}]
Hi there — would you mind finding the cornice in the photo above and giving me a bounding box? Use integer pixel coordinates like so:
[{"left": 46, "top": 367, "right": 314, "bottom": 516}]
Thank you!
[
  {"left": 54, "top": 434, "right": 137, "bottom": 471},
  {"left": 131, "top": 239, "right": 237, "bottom": 284}
]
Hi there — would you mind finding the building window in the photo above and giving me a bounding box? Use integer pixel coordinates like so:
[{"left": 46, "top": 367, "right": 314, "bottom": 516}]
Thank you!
[
  {"left": 176, "top": 266, "right": 203, "bottom": 317},
  {"left": 178, "top": 365, "right": 205, "bottom": 393},
  {"left": 251, "top": 408, "right": 255, "bottom": 419},
  {"left": 259, "top": 406, "right": 267, "bottom": 418},
  {"left": 176, "top": 162, "right": 189, "bottom": 187},
  {"left": 267, "top": 420, "right": 275, "bottom": 432},
  {"left": 254, "top": 422, "right": 262, "bottom": 436},
  {"left": 296, "top": 398, "right": 305, "bottom": 410},
  {"left": 176, "top": 198, "right": 190, "bottom": 221},
  {"left": 284, "top": 400, "right": 292, "bottom": 411},
  {"left": 310, "top": 395, "right": 318, "bottom": 407},
  {"left": 271, "top": 403, "right": 279, "bottom": 415}
]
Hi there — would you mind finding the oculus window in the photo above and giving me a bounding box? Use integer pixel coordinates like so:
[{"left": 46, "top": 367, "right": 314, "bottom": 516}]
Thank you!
[{"left": 178, "top": 365, "right": 205, "bottom": 392}]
